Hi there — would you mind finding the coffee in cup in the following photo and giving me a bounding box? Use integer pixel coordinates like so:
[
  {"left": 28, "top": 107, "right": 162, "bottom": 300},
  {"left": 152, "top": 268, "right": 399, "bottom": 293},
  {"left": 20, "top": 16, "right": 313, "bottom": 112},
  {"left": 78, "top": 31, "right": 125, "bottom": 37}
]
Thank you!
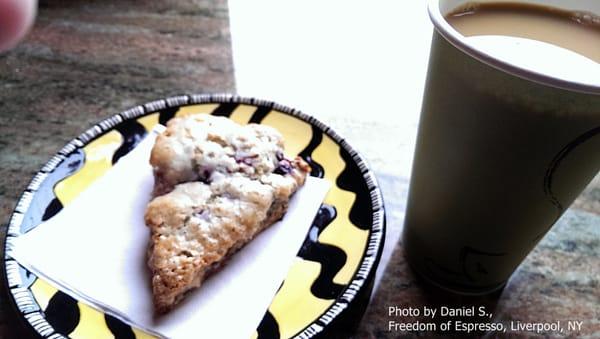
[
  {"left": 447, "top": 2, "right": 600, "bottom": 63},
  {"left": 403, "top": 0, "right": 600, "bottom": 295}
]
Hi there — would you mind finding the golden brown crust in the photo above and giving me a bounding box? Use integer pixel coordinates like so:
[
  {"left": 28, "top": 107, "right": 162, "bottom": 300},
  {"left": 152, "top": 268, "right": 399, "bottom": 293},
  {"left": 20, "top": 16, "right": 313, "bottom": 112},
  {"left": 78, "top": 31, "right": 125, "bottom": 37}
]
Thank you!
[{"left": 145, "top": 115, "right": 310, "bottom": 314}]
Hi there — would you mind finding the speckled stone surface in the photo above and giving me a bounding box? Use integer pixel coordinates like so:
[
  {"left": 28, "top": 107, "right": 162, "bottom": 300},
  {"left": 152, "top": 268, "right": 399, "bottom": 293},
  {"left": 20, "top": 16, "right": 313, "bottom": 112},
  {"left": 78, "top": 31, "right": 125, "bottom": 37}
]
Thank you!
[
  {"left": 353, "top": 172, "right": 600, "bottom": 338},
  {"left": 0, "top": 1, "right": 233, "bottom": 337}
]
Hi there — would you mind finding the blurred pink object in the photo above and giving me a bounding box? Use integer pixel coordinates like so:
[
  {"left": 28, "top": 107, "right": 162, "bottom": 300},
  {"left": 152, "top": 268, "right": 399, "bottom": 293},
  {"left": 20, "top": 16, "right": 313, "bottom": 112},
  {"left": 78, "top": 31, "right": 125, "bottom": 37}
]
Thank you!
[{"left": 0, "top": 0, "right": 37, "bottom": 52}]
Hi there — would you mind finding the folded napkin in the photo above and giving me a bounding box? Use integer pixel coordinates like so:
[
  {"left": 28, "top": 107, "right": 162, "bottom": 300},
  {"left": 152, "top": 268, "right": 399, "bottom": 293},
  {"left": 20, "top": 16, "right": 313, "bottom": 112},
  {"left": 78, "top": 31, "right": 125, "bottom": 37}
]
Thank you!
[{"left": 8, "top": 127, "right": 330, "bottom": 338}]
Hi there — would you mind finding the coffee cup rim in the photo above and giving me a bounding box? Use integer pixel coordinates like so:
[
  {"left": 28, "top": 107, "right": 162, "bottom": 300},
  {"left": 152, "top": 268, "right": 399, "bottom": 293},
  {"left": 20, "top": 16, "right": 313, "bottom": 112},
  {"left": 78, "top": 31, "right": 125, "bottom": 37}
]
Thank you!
[{"left": 427, "top": 0, "right": 600, "bottom": 95}]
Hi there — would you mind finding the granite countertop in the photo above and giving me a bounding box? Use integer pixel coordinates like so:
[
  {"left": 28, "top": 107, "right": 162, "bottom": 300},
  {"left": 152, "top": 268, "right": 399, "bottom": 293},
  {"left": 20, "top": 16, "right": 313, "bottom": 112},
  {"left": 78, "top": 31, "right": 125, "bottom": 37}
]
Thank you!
[
  {"left": 1, "top": 1, "right": 599, "bottom": 339},
  {"left": 354, "top": 174, "right": 600, "bottom": 338}
]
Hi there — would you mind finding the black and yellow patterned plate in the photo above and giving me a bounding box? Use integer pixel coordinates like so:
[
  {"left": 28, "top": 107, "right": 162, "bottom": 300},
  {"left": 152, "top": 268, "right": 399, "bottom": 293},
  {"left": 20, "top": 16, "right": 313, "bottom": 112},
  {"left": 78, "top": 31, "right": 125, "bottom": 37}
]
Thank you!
[{"left": 3, "top": 95, "right": 385, "bottom": 339}]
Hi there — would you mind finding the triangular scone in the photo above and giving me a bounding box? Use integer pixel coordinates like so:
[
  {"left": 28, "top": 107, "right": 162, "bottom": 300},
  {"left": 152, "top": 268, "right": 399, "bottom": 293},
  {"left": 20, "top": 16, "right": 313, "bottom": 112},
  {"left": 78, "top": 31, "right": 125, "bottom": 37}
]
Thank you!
[{"left": 145, "top": 114, "right": 310, "bottom": 314}]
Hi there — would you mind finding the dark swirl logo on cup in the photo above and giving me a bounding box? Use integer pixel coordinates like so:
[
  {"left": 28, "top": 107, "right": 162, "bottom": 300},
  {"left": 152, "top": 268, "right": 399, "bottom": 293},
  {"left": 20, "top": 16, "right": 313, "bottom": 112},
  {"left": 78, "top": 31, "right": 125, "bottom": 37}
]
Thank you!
[{"left": 538, "top": 126, "right": 600, "bottom": 240}]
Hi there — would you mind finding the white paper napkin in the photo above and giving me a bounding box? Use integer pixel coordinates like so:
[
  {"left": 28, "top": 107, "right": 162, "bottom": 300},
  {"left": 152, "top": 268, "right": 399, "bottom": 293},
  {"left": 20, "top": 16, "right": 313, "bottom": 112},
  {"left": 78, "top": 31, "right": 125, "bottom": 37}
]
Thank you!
[{"left": 8, "top": 127, "right": 330, "bottom": 339}]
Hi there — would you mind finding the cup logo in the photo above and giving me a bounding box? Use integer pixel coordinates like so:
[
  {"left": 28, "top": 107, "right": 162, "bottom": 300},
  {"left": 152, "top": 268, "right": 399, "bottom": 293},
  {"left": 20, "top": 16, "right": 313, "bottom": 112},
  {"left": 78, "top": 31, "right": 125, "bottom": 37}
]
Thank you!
[{"left": 538, "top": 126, "right": 600, "bottom": 240}]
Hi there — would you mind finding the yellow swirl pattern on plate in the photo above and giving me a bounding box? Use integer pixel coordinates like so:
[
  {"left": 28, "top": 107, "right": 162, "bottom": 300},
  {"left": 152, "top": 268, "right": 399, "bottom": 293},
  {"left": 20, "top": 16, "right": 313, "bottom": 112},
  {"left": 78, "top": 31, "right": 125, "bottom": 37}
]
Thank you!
[{"left": 25, "top": 101, "right": 375, "bottom": 339}]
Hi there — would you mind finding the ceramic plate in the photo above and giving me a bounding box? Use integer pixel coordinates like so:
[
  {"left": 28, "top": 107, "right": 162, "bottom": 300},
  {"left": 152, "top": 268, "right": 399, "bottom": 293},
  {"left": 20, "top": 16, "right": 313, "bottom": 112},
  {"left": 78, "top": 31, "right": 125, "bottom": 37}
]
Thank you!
[{"left": 3, "top": 94, "right": 385, "bottom": 339}]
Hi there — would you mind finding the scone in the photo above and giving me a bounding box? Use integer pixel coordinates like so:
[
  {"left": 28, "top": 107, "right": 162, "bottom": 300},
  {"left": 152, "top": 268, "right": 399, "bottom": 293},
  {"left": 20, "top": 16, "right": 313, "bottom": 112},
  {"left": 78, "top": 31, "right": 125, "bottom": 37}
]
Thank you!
[
  {"left": 149, "top": 113, "right": 299, "bottom": 196},
  {"left": 145, "top": 114, "right": 310, "bottom": 314}
]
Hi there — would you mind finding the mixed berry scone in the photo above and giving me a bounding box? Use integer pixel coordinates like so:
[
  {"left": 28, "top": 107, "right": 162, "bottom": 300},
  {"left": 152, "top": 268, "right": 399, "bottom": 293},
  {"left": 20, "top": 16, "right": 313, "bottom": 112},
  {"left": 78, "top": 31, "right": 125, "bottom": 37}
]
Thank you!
[{"left": 145, "top": 114, "right": 310, "bottom": 314}]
